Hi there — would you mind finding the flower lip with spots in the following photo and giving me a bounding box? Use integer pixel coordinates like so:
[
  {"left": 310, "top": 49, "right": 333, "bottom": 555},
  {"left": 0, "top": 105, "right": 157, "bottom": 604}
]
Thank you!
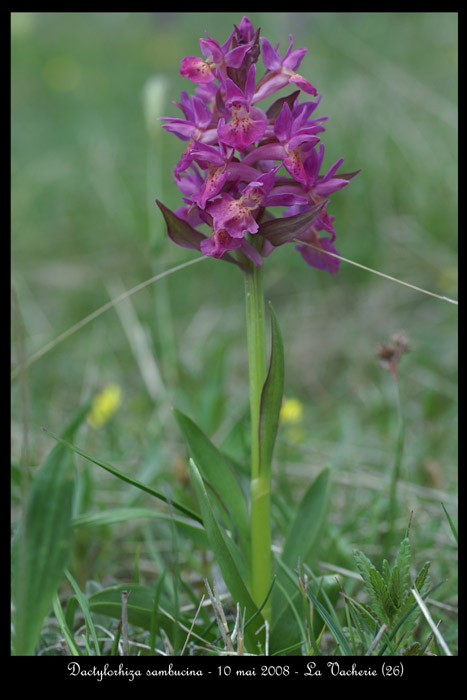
[{"left": 217, "top": 65, "right": 268, "bottom": 152}]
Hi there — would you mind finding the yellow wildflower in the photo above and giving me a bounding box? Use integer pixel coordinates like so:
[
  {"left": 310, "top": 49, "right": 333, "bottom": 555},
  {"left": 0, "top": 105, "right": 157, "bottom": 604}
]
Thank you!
[
  {"left": 280, "top": 398, "right": 303, "bottom": 425},
  {"left": 87, "top": 383, "right": 123, "bottom": 429}
]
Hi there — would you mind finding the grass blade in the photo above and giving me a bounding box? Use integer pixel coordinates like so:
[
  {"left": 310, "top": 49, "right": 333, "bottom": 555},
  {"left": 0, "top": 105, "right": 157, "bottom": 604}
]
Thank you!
[
  {"left": 410, "top": 587, "right": 452, "bottom": 656},
  {"left": 41, "top": 428, "right": 202, "bottom": 524},
  {"left": 441, "top": 503, "right": 458, "bottom": 544},
  {"left": 52, "top": 594, "right": 82, "bottom": 656},
  {"left": 65, "top": 570, "right": 102, "bottom": 656}
]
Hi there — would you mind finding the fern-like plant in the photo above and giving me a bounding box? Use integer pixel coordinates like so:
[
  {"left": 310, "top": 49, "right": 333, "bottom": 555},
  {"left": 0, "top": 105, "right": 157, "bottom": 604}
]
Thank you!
[{"left": 351, "top": 537, "right": 431, "bottom": 654}]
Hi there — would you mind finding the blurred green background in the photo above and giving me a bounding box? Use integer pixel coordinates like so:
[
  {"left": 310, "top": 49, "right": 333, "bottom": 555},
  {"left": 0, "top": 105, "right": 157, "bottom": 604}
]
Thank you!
[{"left": 11, "top": 13, "right": 457, "bottom": 593}]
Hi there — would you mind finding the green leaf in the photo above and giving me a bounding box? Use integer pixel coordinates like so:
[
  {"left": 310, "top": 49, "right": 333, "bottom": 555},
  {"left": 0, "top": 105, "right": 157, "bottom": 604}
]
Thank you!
[
  {"left": 413, "top": 561, "right": 431, "bottom": 598},
  {"left": 258, "top": 201, "right": 326, "bottom": 247},
  {"left": 393, "top": 537, "right": 411, "bottom": 593},
  {"left": 188, "top": 458, "right": 264, "bottom": 652},
  {"left": 12, "top": 409, "right": 87, "bottom": 655},
  {"left": 353, "top": 549, "right": 376, "bottom": 595},
  {"left": 382, "top": 558, "right": 391, "bottom": 584},
  {"left": 388, "top": 564, "right": 403, "bottom": 608},
  {"left": 281, "top": 467, "right": 331, "bottom": 570},
  {"left": 173, "top": 409, "right": 250, "bottom": 556},
  {"left": 353, "top": 550, "right": 390, "bottom": 623},
  {"left": 156, "top": 200, "right": 206, "bottom": 250},
  {"left": 266, "top": 90, "right": 300, "bottom": 119},
  {"left": 392, "top": 561, "right": 430, "bottom": 640},
  {"left": 368, "top": 568, "right": 393, "bottom": 623},
  {"left": 258, "top": 303, "right": 284, "bottom": 479},
  {"left": 348, "top": 597, "right": 382, "bottom": 633}
]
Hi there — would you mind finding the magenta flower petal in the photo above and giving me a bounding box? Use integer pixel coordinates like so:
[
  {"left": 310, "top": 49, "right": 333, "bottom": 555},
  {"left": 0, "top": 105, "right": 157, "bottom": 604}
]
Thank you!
[
  {"left": 295, "top": 232, "right": 341, "bottom": 274},
  {"left": 160, "top": 117, "right": 198, "bottom": 141},
  {"left": 200, "top": 228, "right": 244, "bottom": 258},
  {"left": 260, "top": 38, "right": 282, "bottom": 72},
  {"left": 315, "top": 178, "right": 349, "bottom": 197},
  {"left": 207, "top": 192, "right": 259, "bottom": 238},
  {"left": 287, "top": 133, "right": 320, "bottom": 151},
  {"left": 224, "top": 77, "right": 248, "bottom": 107},
  {"left": 195, "top": 166, "right": 229, "bottom": 209},
  {"left": 225, "top": 43, "right": 251, "bottom": 68},
  {"left": 283, "top": 145, "right": 316, "bottom": 186},
  {"left": 180, "top": 56, "right": 215, "bottom": 84},
  {"left": 236, "top": 16, "right": 256, "bottom": 43},
  {"left": 289, "top": 73, "right": 318, "bottom": 96},
  {"left": 282, "top": 44, "right": 307, "bottom": 72},
  {"left": 257, "top": 36, "right": 317, "bottom": 99},
  {"left": 199, "top": 36, "right": 224, "bottom": 65},
  {"left": 218, "top": 110, "right": 266, "bottom": 151}
]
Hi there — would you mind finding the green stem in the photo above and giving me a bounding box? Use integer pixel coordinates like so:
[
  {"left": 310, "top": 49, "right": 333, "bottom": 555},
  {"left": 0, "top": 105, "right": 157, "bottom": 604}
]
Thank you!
[
  {"left": 385, "top": 377, "right": 405, "bottom": 554},
  {"left": 242, "top": 254, "right": 272, "bottom": 617}
]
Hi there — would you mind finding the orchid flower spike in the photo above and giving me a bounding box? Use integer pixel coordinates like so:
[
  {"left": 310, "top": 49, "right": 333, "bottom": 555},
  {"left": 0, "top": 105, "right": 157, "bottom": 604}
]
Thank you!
[{"left": 158, "top": 16, "right": 359, "bottom": 273}]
